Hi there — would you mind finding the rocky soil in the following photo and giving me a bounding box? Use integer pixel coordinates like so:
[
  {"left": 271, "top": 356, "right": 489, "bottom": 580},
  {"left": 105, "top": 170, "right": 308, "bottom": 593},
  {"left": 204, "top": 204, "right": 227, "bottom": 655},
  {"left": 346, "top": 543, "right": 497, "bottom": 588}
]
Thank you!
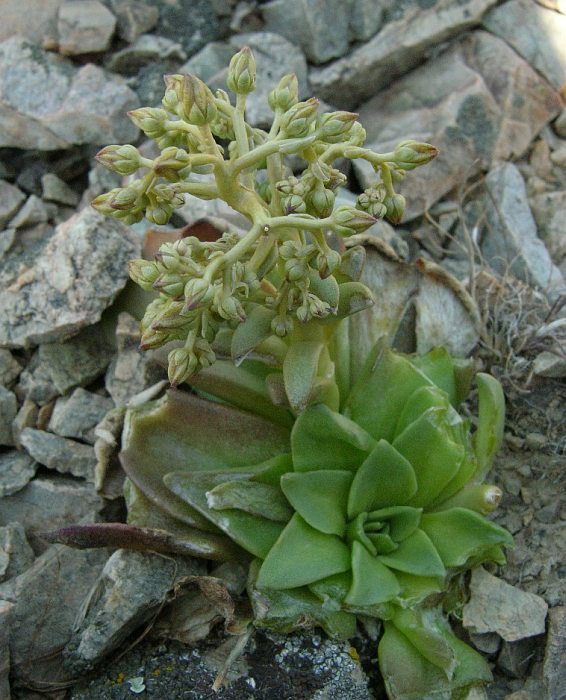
[{"left": 0, "top": 1, "right": 565, "bottom": 699}]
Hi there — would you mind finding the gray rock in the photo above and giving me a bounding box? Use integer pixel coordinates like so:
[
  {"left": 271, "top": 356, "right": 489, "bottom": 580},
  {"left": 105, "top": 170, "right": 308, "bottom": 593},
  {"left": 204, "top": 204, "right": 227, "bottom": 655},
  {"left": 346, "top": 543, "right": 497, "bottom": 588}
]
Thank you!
[
  {"left": 555, "top": 109, "right": 566, "bottom": 138},
  {"left": 309, "top": 0, "right": 499, "bottom": 107},
  {"left": 11, "top": 400, "right": 39, "bottom": 448},
  {"left": 0, "top": 600, "right": 12, "bottom": 700},
  {"left": 49, "top": 388, "right": 114, "bottom": 444},
  {"left": 79, "top": 161, "right": 122, "bottom": 209},
  {"left": 93, "top": 404, "right": 127, "bottom": 498},
  {"left": 0, "top": 37, "right": 139, "bottom": 150},
  {"left": 0, "top": 227, "right": 16, "bottom": 258},
  {"left": 0, "top": 180, "right": 25, "bottom": 228},
  {"left": 18, "top": 324, "right": 115, "bottom": 402},
  {"left": 8, "top": 194, "right": 50, "bottom": 229},
  {"left": 109, "top": 0, "right": 159, "bottom": 43},
  {"left": 463, "top": 567, "right": 548, "bottom": 642},
  {"left": 0, "top": 450, "right": 37, "bottom": 498},
  {"left": 484, "top": 0, "right": 566, "bottom": 91},
  {"left": 262, "top": 0, "right": 350, "bottom": 64},
  {"left": 20, "top": 428, "right": 98, "bottom": 481},
  {"left": 532, "top": 351, "right": 566, "bottom": 378},
  {"left": 497, "top": 636, "right": 544, "bottom": 679},
  {"left": 57, "top": 0, "right": 117, "bottom": 56},
  {"left": 0, "top": 348, "right": 22, "bottom": 387},
  {"left": 355, "top": 31, "right": 563, "bottom": 220},
  {"left": 107, "top": 33, "right": 186, "bottom": 75},
  {"left": 0, "top": 523, "right": 35, "bottom": 582},
  {"left": 143, "top": 0, "right": 219, "bottom": 56},
  {"left": 0, "top": 386, "right": 17, "bottom": 446},
  {"left": 0, "top": 477, "right": 103, "bottom": 549},
  {"left": 0, "top": 543, "right": 108, "bottom": 687},
  {"left": 41, "top": 172, "right": 79, "bottom": 206},
  {"left": 481, "top": 163, "right": 565, "bottom": 297},
  {"left": 0, "top": 0, "right": 62, "bottom": 46},
  {"left": 64, "top": 549, "right": 204, "bottom": 673},
  {"left": 347, "top": 0, "right": 386, "bottom": 42},
  {"left": 178, "top": 41, "right": 235, "bottom": 83},
  {"left": 543, "top": 606, "right": 566, "bottom": 700},
  {"left": 0, "top": 207, "right": 141, "bottom": 348}
]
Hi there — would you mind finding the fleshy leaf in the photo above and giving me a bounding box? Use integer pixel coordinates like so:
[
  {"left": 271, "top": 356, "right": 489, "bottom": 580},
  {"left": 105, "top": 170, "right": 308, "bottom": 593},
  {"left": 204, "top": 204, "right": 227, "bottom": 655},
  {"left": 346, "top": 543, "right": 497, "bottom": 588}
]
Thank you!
[
  {"left": 377, "top": 529, "right": 445, "bottom": 578},
  {"left": 250, "top": 454, "right": 294, "bottom": 487},
  {"left": 256, "top": 514, "right": 351, "bottom": 589},
  {"left": 120, "top": 389, "right": 290, "bottom": 530},
  {"left": 283, "top": 340, "right": 324, "bottom": 412},
  {"left": 309, "top": 571, "right": 352, "bottom": 607},
  {"left": 410, "top": 347, "right": 473, "bottom": 408},
  {"left": 230, "top": 304, "right": 276, "bottom": 365},
  {"left": 393, "top": 408, "right": 465, "bottom": 508},
  {"left": 473, "top": 373, "right": 505, "bottom": 480},
  {"left": 206, "top": 480, "right": 293, "bottom": 522},
  {"left": 394, "top": 385, "right": 456, "bottom": 437},
  {"left": 292, "top": 404, "right": 375, "bottom": 472},
  {"left": 346, "top": 540, "right": 401, "bottom": 606},
  {"left": 308, "top": 269, "right": 339, "bottom": 310},
  {"left": 366, "top": 506, "right": 422, "bottom": 542},
  {"left": 347, "top": 440, "right": 418, "bottom": 518},
  {"left": 280, "top": 470, "right": 352, "bottom": 536},
  {"left": 420, "top": 507, "right": 513, "bottom": 568},
  {"left": 394, "top": 571, "right": 444, "bottom": 605},
  {"left": 346, "top": 341, "right": 432, "bottom": 442},
  {"left": 164, "top": 472, "right": 285, "bottom": 558}
]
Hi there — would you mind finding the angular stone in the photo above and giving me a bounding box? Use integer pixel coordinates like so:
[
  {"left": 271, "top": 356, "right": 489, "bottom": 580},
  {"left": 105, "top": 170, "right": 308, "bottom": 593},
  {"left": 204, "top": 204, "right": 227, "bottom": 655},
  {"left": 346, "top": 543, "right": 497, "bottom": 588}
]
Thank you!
[
  {"left": 0, "top": 544, "right": 108, "bottom": 686},
  {"left": 0, "top": 386, "right": 17, "bottom": 446},
  {"left": 8, "top": 194, "right": 50, "bottom": 229},
  {"left": 347, "top": 0, "right": 385, "bottom": 41},
  {"left": 463, "top": 567, "right": 548, "bottom": 642},
  {"left": 0, "top": 523, "right": 35, "bottom": 582},
  {"left": 0, "top": 451, "right": 37, "bottom": 498},
  {"left": 543, "top": 606, "right": 566, "bottom": 700},
  {"left": 0, "top": 207, "right": 141, "bottom": 348},
  {"left": 533, "top": 350, "right": 566, "bottom": 378},
  {"left": 310, "top": 0, "right": 499, "bottom": 107},
  {"left": 0, "top": 0, "right": 62, "bottom": 46},
  {"left": 0, "top": 600, "right": 12, "bottom": 700},
  {"left": 49, "top": 388, "right": 114, "bottom": 444},
  {"left": 41, "top": 172, "right": 79, "bottom": 206},
  {"left": 106, "top": 33, "right": 186, "bottom": 75},
  {"left": 262, "top": 0, "right": 350, "bottom": 64},
  {"left": 57, "top": 0, "right": 117, "bottom": 56},
  {"left": 497, "top": 636, "right": 544, "bottom": 679},
  {"left": 530, "top": 190, "right": 566, "bottom": 265},
  {"left": 144, "top": 0, "right": 219, "bottom": 56},
  {"left": 20, "top": 428, "right": 98, "bottom": 481},
  {"left": 555, "top": 109, "right": 566, "bottom": 138},
  {"left": 0, "top": 180, "right": 25, "bottom": 228},
  {"left": 0, "top": 228, "right": 16, "bottom": 258},
  {"left": 109, "top": 0, "right": 159, "bottom": 43},
  {"left": 484, "top": 0, "right": 566, "bottom": 91},
  {"left": 481, "top": 163, "right": 565, "bottom": 297},
  {"left": 0, "top": 37, "right": 139, "bottom": 150},
  {"left": 64, "top": 549, "right": 204, "bottom": 673},
  {"left": 355, "top": 31, "right": 563, "bottom": 220},
  {"left": 0, "top": 349, "right": 22, "bottom": 387},
  {"left": 11, "top": 400, "right": 39, "bottom": 449}
]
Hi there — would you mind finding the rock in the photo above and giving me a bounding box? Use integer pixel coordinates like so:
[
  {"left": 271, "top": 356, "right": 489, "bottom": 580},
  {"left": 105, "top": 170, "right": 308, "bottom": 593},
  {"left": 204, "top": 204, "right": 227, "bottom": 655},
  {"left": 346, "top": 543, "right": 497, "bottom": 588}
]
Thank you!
[
  {"left": 536, "top": 0, "right": 566, "bottom": 12},
  {"left": 41, "top": 172, "right": 80, "bottom": 207},
  {"left": 529, "top": 190, "right": 566, "bottom": 268},
  {"left": 64, "top": 549, "right": 204, "bottom": 674},
  {"left": 8, "top": 194, "right": 50, "bottom": 229},
  {"left": 0, "top": 0, "right": 62, "bottom": 46},
  {"left": 533, "top": 350, "right": 566, "bottom": 377},
  {"left": 0, "top": 386, "right": 17, "bottom": 446},
  {"left": 93, "top": 405, "right": 127, "bottom": 498},
  {"left": 178, "top": 41, "right": 235, "bottom": 83},
  {"left": 0, "top": 37, "right": 139, "bottom": 150},
  {"left": 550, "top": 146, "right": 566, "bottom": 168},
  {"left": 0, "top": 349, "right": 22, "bottom": 387},
  {"left": 261, "top": 0, "right": 350, "bottom": 64},
  {"left": 57, "top": 0, "right": 117, "bottom": 56},
  {"left": 347, "top": 0, "right": 386, "bottom": 42},
  {"left": 20, "top": 428, "right": 98, "bottom": 481},
  {"left": 483, "top": 0, "right": 566, "bottom": 91},
  {"left": 463, "top": 567, "right": 548, "bottom": 642},
  {"left": 0, "top": 600, "right": 12, "bottom": 700},
  {"left": 543, "top": 606, "right": 566, "bottom": 700},
  {"left": 0, "top": 180, "right": 25, "bottom": 228},
  {"left": 0, "top": 207, "right": 141, "bottom": 348},
  {"left": 0, "top": 451, "right": 37, "bottom": 498},
  {"left": 481, "top": 163, "right": 565, "bottom": 297},
  {"left": 498, "top": 636, "right": 544, "bottom": 679},
  {"left": 106, "top": 33, "right": 186, "bottom": 75},
  {"left": 79, "top": 161, "right": 122, "bottom": 209},
  {"left": 355, "top": 31, "right": 563, "bottom": 220},
  {"left": 0, "top": 543, "right": 108, "bottom": 687},
  {"left": 555, "top": 109, "right": 566, "bottom": 138},
  {"left": 0, "top": 523, "right": 35, "bottom": 582},
  {"left": 143, "top": 0, "right": 219, "bottom": 56},
  {"left": 105, "top": 312, "right": 167, "bottom": 407},
  {"left": 0, "top": 228, "right": 16, "bottom": 258},
  {"left": 49, "top": 388, "right": 114, "bottom": 444},
  {"left": 309, "top": 0, "right": 499, "bottom": 107},
  {"left": 109, "top": 0, "right": 159, "bottom": 43},
  {"left": 11, "top": 400, "right": 39, "bottom": 448},
  {"left": 18, "top": 324, "right": 115, "bottom": 402}
]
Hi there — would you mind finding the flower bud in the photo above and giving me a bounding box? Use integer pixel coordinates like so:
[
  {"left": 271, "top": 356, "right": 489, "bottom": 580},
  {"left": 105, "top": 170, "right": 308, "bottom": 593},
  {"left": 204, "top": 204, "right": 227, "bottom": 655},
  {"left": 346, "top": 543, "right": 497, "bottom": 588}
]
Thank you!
[
  {"left": 307, "top": 293, "right": 331, "bottom": 319},
  {"left": 162, "top": 74, "right": 184, "bottom": 114},
  {"left": 393, "top": 140, "right": 438, "bottom": 169},
  {"left": 308, "top": 185, "right": 335, "bottom": 218},
  {"left": 168, "top": 347, "right": 198, "bottom": 386},
  {"left": 216, "top": 293, "right": 246, "bottom": 322},
  {"left": 332, "top": 205, "right": 377, "bottom": 235},
  {"left": 146, "top": 202, "right": 173, "bottom": 226},
  {"left": 109, "top": 187, "right": 139, "bottom": 210},
  {"left": 384, "top": 193, "right": 406, "bottom": 224},
  {"left": 152, "top": 272, "right": 185, "bottom": 298},
  {"left": 283, "top": 193, "right": 307, "bottom": 214},
  {"left": 314, "top": 249, "right": 341, "bottom": 278},
  {"left": 268, "top": 73, "right": 299, "bottom": 112},
  {"left": 181, "top": 74, "right": 218, "bottom": 125},
  {"left": 227, "top": 47, "right": 257, "bottom": 95},
  {"left": 127, "top": 108, "right": 168, "bottom": 139},
  {"left": 318, "top": 111, "right": 358, "bottom": 144},
  {"left": 357, "top": 186, "right": 387, "bottom": 219},
  {"left": 128, "top": 259, "right": 160, "bottom": 291},
  {"left": 271, "top": 314, "right": 294, "bottom": 337},
  {"left": 348, "top": 121, "right": 366, "bottom": 147},
  {"left": 184, "top": 277, "right": 214, "bottom": 310},
  {"left": 91, "top": 190, "right": 118, "bottom": 216},
  {"left": 153, "top": 147, "right": 191, "bottom": 180},
  {"left": 279, "top": 98, "right": 319, "bottom": 138},
  {"left": 95, "top": 144, "right": 142, "bottom": 176},
  {"left": 195, "top": 337, "right": 216, "bottom": 368}
]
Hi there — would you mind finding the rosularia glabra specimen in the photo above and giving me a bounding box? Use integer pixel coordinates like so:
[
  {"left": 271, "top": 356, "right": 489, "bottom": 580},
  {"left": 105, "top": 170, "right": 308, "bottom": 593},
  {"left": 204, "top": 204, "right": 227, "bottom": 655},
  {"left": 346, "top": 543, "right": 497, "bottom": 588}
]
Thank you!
[{"left": 87, "top": 47, "right": 512, "bottom": 699}]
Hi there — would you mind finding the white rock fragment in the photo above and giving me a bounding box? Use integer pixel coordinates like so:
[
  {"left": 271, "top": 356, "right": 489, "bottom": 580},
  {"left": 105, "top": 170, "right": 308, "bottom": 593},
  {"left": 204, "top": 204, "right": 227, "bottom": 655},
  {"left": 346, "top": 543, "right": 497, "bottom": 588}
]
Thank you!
[{"left": 57, "top": 0, "right": 117, "bottom": 56}]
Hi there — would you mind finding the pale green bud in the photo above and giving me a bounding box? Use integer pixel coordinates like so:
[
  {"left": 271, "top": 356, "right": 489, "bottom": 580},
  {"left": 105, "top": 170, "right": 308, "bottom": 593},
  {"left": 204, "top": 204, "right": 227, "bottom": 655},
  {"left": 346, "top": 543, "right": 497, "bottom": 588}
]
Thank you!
[
  {"left": 384, "top": 193, "right": 406, "bottom": 224},
  {"left": 168, "top": 347, "right": 198, "bottom": 386},
  {"left": 95, "top": 144, "right": 142, "bottom": 176},
  {"left": 195, "top": 337, "right": 216, "bottom": 368},
  {"left": 127, "top": 108, "right": 168, "bottom": 139},
  {"left": 308, "top": 185, "right": 335, "bottom": 218},
  {"left": 271, "top": 314, "right": 293, "bottom": 337},
  {"left": 128, "top": 259, "right": 160, "bottom": 291},
  {"left": 326, "top": 168, "right": 348, "bottom": 191},
  {"left": 393, "top": 140, "right": 438, "bottom": 169},
  {"left": 318, "top": 111, "right": 358, "bottom": 144},
  {"left": 357, "top": 186, "right": 387, "bottom": 218},
  {"left": 153, "top": 147, "right": 191, "bottom": 180},
  {"left": 279, "top": 98, "right": 319, "bottom": 138},
  {"left": 146, "top": 202, "right": 173, "bottom": 226},
  {"left": 285, "top": 258, "right": 308, "bottom": 282},
  {"left": 268, "top": 73, "right": 299, "bottom": 112},
  {"left": 332, "top": 205, "right": 377, "bottom": 235},
  {"left": 215, "top": 292, "right": 246, "bottom": 321},
  {"left": 227, "top": 47, "right": 257, "bottom": 95},
  {"left": 184, "top": 277, "right": 214, "bottom": 310},
  {"left": 153, "top": 272, "right": 185, "bottom": 298},
  {"left": 109, "top": 187, "right": 139, "bottom": 211},
  {"left": 181, "top": 74, "right": 218, "bottom": 125},
  {"left": 140, "top": 326, "right": 174, "bottom": 350},
  {"left": 307, "top": 293, "right": 332, "bottom": 319},
  {"left": 348, "top": 121, "right": 366, "bottom": 147},
  {"left": 314, "top": 249, "right": 341, "bottom": 278},
  {"left": 162, "top": 74, "right": 184, "bottom": 114},
  {"left": 282, "top": 193, "right": 307, "bottom": 214}
]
